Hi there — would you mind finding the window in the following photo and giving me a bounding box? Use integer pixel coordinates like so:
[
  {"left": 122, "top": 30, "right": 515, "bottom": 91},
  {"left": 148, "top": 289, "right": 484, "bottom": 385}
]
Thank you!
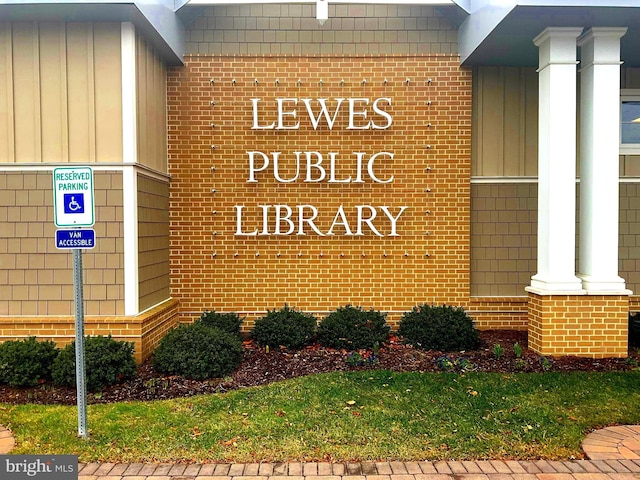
[{"left": 621, "top": 90, "right": 640, "bottom": 154}]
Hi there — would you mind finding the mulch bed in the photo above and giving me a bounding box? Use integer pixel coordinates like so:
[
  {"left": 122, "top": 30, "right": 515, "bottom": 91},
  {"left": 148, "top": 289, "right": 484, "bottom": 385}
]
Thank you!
[{"left": 0, "top": 330, "right": 636, "bottom": 405}]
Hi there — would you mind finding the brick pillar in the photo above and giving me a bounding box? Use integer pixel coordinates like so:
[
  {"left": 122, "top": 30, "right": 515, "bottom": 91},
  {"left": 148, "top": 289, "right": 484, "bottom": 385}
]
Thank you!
[{"left": 527, "top": 293, "right": 628, "bottom": 358}]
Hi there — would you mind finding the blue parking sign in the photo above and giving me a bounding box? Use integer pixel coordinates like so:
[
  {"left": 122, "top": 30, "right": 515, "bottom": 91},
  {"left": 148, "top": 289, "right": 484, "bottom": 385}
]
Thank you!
[{"left": 63, "top": 193, "right": 85, "bottom": 214}]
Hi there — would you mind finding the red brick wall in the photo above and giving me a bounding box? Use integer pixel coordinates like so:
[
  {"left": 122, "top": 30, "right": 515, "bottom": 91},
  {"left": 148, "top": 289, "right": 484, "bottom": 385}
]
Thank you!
[{"left": 167, "top": 55, "right": 472, "bottom": 328}]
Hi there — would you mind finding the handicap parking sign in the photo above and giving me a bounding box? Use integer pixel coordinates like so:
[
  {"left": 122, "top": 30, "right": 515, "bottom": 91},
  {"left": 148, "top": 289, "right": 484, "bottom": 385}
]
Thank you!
[
  {"left": 63, "top": 194, "right": 85, "bottom": 214},
  {"left": 53, "top": 167, "right": 94, "bottom": 227}
]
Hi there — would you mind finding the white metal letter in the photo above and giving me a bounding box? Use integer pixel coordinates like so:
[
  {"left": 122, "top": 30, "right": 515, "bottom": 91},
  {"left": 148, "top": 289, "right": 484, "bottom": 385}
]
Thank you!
[
  {"left": 372, "top": 98, "right": 393, "bottom": 129},
  {"left": 247, "top": 151, "right": 270, "bottom": 182},
  {"left": 368, "top": 152, "right": 394, "bottom": 184},
  {"left": 380, "top": 206, "right": 407, "bottom": 236},
  {"left": 277, "top": 98, "right": 300, "bottom": 130},
  {"left": 304, "top": 152, "right": 327, "bottom": 182},
  {"left": 302, "top": 98, "right": 344, "bottom": 130},
  {"left": 251, "top": 98, "right": 275, "bottom": 130},
  {"left": 235, "top": 205, "right": 258, "bottom": 236},
  {"left": 348, "top": 98, "right": 370, "bottom": 130}
]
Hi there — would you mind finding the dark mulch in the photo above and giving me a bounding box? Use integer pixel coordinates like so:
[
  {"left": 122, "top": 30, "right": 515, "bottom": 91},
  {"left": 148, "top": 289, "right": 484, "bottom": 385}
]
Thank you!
[{"left": 0, "top": 330, "right": 637, "bottom": 406}]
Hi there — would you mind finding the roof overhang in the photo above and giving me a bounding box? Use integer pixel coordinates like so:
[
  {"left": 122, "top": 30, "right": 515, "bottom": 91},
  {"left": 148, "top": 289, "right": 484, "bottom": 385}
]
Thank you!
[
  {"left": 459, "top": 1, "right": 640, "bottom": 67},
  {"left": 0, "top": 0, "right": 186, "bottom": 65}
]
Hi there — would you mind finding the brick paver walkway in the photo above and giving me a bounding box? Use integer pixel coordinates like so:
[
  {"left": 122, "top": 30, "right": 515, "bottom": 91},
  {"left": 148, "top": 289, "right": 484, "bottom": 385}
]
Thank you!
[
  {"left": 0, "top": 425, "right": 14, "bottom": 453},
  {"left": 3, "top": 425, "right": 640, "bottom": 479},
  {"left": 582, "top": 425, "right": 640, "bottom": 461},
  {"left": 75, "top": 459, "right": 640, "bottom": 479}
]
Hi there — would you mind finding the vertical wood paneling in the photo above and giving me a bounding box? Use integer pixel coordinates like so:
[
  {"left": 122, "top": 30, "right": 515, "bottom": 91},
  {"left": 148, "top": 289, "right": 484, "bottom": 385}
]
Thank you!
[
  {"left": 94, "top": 23, "right": 123, "bottom": 162},
  {"left": 0, "top": 23, "right": 15, "bottom": 163},
  {"left": 622, "top": 67, "right": 640, "bottom": 89},
  {"left": 479, "top": 67, "right": 504, "bottom": 175},
  {"left": 503, "top": 68, "right": 521, "bottom": 176},
  {"left": 156, "top": 47, "right": 167, "bottom": 173},
  {"left": 0, "top": 22, "right": 122, "bottom": 165},
  {"left": 153, "top": 43, "right": 167, "bottom": 173},
  {"left": 136, "top": 35, "right": 148, "bottom": 168},
  {"left": 39, "top": 22, "right": 67, "bottom": 162},
  {"left": 12, "top": 22, "right": 39, "bottom": 163},
  {"left": 472, "top": 66, "right": 539, "bottom": 177},
  {"left": 136, "top": 33, "right": 167, "bottom": 174},
  {"left": 524, "top": 68, "right": 538, "bottom": 176},
  {"left": 66, "top": 23, "right": 92, "bottom": 163}
]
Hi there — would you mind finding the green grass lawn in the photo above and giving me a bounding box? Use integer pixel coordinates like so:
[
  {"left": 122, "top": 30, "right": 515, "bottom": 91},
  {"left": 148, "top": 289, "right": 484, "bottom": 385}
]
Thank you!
[{"left": 1, "top": 370, "right": 639, "bottom": 462}]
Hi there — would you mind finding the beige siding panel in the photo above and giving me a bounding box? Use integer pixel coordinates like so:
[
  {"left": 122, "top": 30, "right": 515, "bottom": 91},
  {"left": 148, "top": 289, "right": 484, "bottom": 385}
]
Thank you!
[
  {"left": 477, "top": 67, "right": 504, "bottom": 176},
  {"left": 472, "top": 66, "right": 538, "bottom": 177},
  {"left": 66, "top": 23, "right": 93, "bottom": 163},
  {"left": 622, "top": 155, "right": 640, "bottom": 176},
  {"left": 523, "top": 68, "right": 538, "bottom": 176},
  {"left": 0, "top": 171, "right": 124, "bottom": 316},
  {"left": 39, "top": 22, "right": 68, "bottom": 163},
  {"left": 12, "top": 22, "right": 40, "bottom": 163},
  {"left": 137, "top": 174, "right": 170, "bottom": 311},
  {"left": 136, "top": 35, "right": 148, "bottom": 168},
  {"left": 622, "top": 67, "right": 640, "bottom": 89},
  {"left": 136, "top": 34, "right": 167, "bottom": 173},
  {"left": 0, "top": 23, "right": 14, "bottom": 163},
  {"left": 153, "top": 48, "right": 167, "bottom": 173},
  {"left": 94, "top": 23, "right": 122, "bottom": 162},
  {"left": 503, "top": 68, "right": 522, "bottom": 177}
]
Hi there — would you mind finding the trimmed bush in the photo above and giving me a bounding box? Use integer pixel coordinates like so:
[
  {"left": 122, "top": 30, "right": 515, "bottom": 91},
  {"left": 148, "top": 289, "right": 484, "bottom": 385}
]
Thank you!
[
  {"left": 251, "top": 305, "right": 317, "bottom": 349},
  {"left": 153, "top": 323, "right": 243, "bottom": 380},
  {"left": 0, "top": 337, "right": 58, "bottom": 387},
  {"left": 52, "top": 336, "right": 137, "bottom": 392},
  {"left": 630, "top": 313, "right": 640, "bottom": 348},
  {"left": 317, "top": 305, "right": 390, "bottom": 350},
  {"left": 198, "top": 311, "right": 243, "bottom": 338},
  {"left": 398, "top": 304, "right": 479, "bottom": 352}
]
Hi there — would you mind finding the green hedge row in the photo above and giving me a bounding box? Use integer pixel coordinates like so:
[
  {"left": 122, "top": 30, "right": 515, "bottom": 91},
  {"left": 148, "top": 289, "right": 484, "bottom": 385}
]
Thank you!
[
  {"left": 196, "top": 304, "right": 479, "bottom": 352},
  {"left": 0, "top": 335, "right": 136, "bottom": 390}
]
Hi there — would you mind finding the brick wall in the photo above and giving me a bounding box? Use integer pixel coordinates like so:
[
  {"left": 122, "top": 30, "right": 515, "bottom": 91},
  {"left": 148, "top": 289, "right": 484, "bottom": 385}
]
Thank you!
[
  {"left": 528, "top": 293, "right": 628, "bottom": 358},
  {"left": 185, "top": 4, "right": 457, "bottom": 55},
  {"left": 167, "top": 55, "right": 472, "bottom": 328},
  {"left": 0, "top": 298, "right": 179, "bottom": 363},
  {"left": 468, "top": 297, "right": 528, "bottom": 330}
]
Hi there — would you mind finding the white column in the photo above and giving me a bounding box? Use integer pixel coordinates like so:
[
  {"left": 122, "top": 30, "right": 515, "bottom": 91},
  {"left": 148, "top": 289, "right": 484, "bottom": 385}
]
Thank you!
[
  {"left": 577, "top": 27, "right": 629, "bottom": 294},
  {"left": 122, "top": 22, "right": 140, "bottom": 315},
  {"left": 527, "top": 27, "right": 585, "bottom": 295}
]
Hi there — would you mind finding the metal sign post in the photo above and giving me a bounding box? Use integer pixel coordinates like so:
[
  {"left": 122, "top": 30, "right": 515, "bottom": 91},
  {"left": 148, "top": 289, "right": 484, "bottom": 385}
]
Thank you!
[
  {"left": 73, "top": 249, "right": 88, "bottom": 439},
  {"left": 52, "top": 166, "right": 95, "bottom": 439}
]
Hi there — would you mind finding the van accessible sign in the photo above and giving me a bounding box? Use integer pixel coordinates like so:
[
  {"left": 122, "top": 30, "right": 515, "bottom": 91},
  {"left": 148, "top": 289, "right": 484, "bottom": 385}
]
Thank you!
[
  {"left": 55, "top": 229, "right": 96, "bottom": 249},
  {"left": 53, "top": 167, "right": 94, "bottom": 228}
]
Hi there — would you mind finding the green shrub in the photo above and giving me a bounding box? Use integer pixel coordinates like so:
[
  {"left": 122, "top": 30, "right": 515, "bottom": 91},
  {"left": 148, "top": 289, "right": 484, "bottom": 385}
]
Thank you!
[
  {"left": 317, "top": 305, "right": 390, "bottom": 350},
  {"left": 251, "top": 305, "right": 317, "bottom": 349},
  {"left": 52, "top": 336, "right": 137, "bottom": 392},
  {"left": 630, "top": 313, "right": 640, "bottom": 348},
  {"left": 198, "top": 311, "right": 243, "bottom": 338},
  {"left": 398, "top": 304, "right": 479, "bottom": 352},
  {"left": 153, "top": 323, "right": 243, "bottom": 380},
  {"left": 0, "top": 337, "right": 58, "bottom": 387}
]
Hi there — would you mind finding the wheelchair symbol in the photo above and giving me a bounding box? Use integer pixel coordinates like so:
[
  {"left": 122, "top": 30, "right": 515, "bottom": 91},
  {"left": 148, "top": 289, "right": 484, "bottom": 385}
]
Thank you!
[{"left": 63, "top": 193, "right": 85, "bottom": 214}]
